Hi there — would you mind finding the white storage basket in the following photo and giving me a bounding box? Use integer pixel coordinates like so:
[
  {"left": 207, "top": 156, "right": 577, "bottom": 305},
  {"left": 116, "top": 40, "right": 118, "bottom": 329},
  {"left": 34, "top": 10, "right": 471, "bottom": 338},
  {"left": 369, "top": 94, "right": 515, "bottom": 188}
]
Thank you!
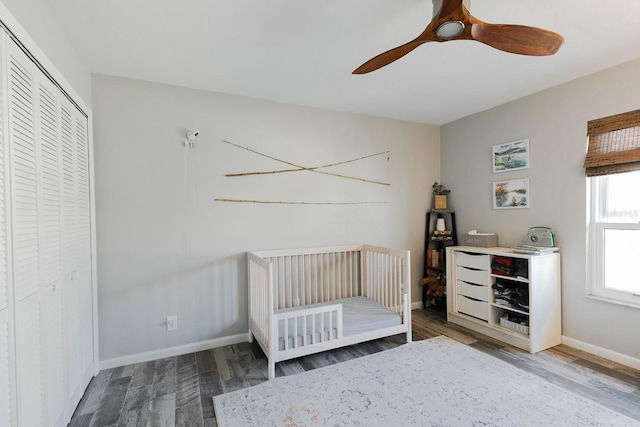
[{"left": 500, "top": 317, "right": 529, "bottom": 335}]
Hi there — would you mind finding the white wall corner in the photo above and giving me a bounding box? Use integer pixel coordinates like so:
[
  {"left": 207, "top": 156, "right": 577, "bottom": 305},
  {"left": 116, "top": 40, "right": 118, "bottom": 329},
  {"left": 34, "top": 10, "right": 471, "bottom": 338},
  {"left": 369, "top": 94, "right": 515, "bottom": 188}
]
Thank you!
[
  {"left": 562, "top": 335, "right": 640, "bottom": 371},
  {"left": 99, "top": 332, "right": 251, "bottom": 371}
]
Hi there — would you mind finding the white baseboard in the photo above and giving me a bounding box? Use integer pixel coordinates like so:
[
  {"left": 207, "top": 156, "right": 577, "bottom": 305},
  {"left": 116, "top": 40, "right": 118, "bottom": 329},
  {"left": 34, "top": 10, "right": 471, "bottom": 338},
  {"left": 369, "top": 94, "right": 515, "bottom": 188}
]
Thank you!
[
  {"left": 99, "top": 333, "right": 251, "bottom": 371},
  {"left": 562, "top": 335, "right": 640, "bottom": 371},
  {"left": 411, "top": 301, "right": 423, "bottom": 310}
]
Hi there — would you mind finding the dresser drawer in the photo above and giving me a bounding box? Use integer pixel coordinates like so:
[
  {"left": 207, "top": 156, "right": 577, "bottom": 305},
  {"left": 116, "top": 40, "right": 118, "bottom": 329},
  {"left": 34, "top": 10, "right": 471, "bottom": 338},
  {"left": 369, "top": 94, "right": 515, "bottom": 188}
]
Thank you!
[
  {"left": 456, "top": 252, "right": 489, "bottom": 270},
  {"left": 457, "top": 280, "right": 488, "bottom": 301},
  {"left": 457, "top": 295, "right": 489, "bottom": 321},
  {"left": 456, "top": 266, "right": 488, "bottom": 286}
]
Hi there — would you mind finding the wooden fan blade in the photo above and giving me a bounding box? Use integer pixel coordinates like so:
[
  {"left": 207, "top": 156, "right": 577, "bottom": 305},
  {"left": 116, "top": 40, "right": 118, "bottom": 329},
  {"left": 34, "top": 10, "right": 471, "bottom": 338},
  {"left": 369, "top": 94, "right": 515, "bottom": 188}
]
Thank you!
[
  {"left": 352, "top": 39, "right": 431, "bottom": 74},
  {"left": 471, "top": 23, "right": 564, "bottom": 56},
  {"left": 352, "top": 0, "right": 450, "bottom": 75}
]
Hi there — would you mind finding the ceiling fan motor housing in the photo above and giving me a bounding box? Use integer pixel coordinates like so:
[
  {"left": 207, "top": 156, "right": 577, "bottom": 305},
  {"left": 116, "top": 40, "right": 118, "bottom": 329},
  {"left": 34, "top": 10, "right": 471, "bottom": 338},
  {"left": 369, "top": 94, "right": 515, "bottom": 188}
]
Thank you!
[{"left": 436, "top": 20, "right": 466, "bottom": 40}]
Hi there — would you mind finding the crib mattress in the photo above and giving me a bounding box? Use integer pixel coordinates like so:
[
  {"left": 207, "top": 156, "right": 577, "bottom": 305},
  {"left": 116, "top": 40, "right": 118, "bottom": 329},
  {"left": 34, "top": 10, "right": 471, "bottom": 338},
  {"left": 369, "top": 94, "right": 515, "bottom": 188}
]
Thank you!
[{"left": 274, "top": 296, "right": 401, "bottom": 350}]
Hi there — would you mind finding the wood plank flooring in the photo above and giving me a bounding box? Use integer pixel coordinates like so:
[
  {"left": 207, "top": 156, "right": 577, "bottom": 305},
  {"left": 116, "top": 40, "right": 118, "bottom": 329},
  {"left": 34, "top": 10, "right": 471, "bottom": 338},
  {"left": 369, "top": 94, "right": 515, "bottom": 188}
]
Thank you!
[{"left": 69, "top": 308, "right": 640, "bottom": 426}]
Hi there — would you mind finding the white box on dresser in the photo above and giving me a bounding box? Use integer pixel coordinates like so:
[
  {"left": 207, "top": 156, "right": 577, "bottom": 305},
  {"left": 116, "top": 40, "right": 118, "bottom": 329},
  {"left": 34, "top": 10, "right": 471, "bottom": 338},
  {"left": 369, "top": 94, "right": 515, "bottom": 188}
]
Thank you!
[{"left": 446, "top": 246, "right": 561, "bottom": 353}]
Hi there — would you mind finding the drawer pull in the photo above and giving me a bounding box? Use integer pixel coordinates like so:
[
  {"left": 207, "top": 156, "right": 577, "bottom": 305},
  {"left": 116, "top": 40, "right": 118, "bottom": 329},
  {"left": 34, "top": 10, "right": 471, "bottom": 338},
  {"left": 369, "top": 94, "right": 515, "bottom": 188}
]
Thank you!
[{"left": 461, "top": 280, "right": 482, "bottom": 287}]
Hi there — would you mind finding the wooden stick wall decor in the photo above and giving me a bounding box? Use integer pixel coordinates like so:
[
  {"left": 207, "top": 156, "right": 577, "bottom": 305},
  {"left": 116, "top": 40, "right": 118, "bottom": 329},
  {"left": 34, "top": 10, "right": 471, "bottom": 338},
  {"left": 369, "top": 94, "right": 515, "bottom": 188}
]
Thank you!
[
  {"left": 223, "top": 140, "right": 391, "bottom": 186},
  {"left": 215, "top": 198, "right": 388, "bottom": 205}
]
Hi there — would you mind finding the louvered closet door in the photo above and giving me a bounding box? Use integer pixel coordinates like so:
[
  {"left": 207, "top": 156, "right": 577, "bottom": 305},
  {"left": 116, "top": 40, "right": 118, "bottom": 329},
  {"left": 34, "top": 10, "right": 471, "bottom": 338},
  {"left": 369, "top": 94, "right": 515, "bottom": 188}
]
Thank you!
[
  {"left": 36, "top": 70, "right": 65, "bottom": 427},
  {"left": 0, "top": 31, "right": 14, "bottom": 427},
  {"left": 75, "top": 112, "right": 92, "bottom": 388},
  {"left": 60, "top": 98, "right": 81, "bottom": 408},
  {"left": 8, "top": 39, "right": 44, "bottom": 427},
  {"left": 0, "top": 32, "right": 93, "bottom": 427},
  {"left": 60, "top": 94, "right": 93, "bottom": 412},
  {"left": 7, "top": 37, "right": 89, "bottom": 426}
]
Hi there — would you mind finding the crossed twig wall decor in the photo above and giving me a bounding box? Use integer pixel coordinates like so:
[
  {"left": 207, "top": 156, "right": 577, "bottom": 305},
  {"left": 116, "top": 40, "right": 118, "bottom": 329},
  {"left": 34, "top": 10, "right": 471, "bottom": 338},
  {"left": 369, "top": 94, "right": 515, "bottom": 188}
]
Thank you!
[
  {"left": 223, "top": 140, "right": 391, "bottom": 186},
  {"left": 216, "top": 140, "right": 391, "bottom": 205}
]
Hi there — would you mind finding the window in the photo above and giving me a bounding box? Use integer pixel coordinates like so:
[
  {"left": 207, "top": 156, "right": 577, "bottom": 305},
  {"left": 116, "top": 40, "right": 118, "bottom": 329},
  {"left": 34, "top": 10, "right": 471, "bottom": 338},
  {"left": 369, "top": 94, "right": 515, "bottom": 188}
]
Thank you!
[
  {"left": 589, "top": 171, "right": 640, "bottom": 305},
  {"left": 586, "top": 109, "right": 640, "bottom": 306}
]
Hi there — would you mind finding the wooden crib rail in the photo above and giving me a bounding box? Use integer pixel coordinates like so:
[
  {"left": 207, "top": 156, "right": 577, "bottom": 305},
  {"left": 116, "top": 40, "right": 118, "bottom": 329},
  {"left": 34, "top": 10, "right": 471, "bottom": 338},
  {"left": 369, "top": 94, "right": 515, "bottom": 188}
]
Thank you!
[
  {"left": 362, "top": 245, "right": 410, "bottom": 314},
  {"left": 274, "top": 303, "right": 344, "bottom": 352},
  {"left": 247, "top": 252, "right": 273, "bottom": 353},
  {"left": 253, "top": 245, "right": 365, "bottom": 310}
]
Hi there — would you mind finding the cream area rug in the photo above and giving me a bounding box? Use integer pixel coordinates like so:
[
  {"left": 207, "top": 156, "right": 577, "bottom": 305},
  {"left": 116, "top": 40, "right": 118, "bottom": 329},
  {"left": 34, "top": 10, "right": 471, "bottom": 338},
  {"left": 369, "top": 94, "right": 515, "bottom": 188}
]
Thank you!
[{"left": 213, "top": 336, "right": 637, "bottom": 426}]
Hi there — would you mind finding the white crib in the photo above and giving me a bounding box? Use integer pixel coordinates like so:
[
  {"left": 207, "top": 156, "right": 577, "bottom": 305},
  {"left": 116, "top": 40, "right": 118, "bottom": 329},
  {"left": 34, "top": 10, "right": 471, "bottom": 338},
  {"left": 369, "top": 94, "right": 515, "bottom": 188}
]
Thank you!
[{"left": 247, "top": 244, "right": 412, "bottom": 379}]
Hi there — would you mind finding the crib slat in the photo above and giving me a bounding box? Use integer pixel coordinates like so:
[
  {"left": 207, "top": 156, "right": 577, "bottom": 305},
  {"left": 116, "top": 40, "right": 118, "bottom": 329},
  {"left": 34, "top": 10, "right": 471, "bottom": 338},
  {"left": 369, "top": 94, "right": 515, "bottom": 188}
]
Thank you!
[
  {"left": 304, "top": 254, "right": 308, "bottom": 306},
  {"left": 293, "top": 315, "right": 298, "bottom": 348},
  {"left": 336, "top": 252, "right": 340, "bottom": 300},
  {"left": 275, "top": 257, "right": 280, "bottom": 309},
  {"left": 348, "top": 251, "right": 352, "bottom": 297},
  {"left": 330, "top": 252, "right": 334, "bottom": 302},
  {"left": 380, "top": 252, "right": 384, "bottom": 304},
  {"left": 385, "top": 252, "right": 390, "bottom": 307},
  {"left": 338, "top": 252, "right": 343, "bottom": 299},
  {"left": 287, "top": 255, "right": 291, "bottom": 308},
  {"left": 396, "top": 255, "right": 401, "bottom": 310},
  {"left": 340, "top": 252, "right": 344, "bottom": 299},
  {"left": 346, "top": 251, "right": 351, "bottom": 298},
  {"left": 381, "top": 252, "right": 386, "bottom": 305},
  {"left": 313, "top": 254, "right": 318, "bottom": 304},
  {"left": 295, "top": 255, "right": 300, "bottom": 307},
  {"left": 391, "top": 255, "right": 395, "bottom": 309},
  {"left": 303, "top": 315, "right": 307, "bottom": 347},
  {"left": 337, "top": 252, "right": 340, "bottom": 300},
  {"left": 334, "top": 252, "right": 338, "bottom": 301},
  {"left": 320, "top": 253, "right": 324, "bottom": 302}
]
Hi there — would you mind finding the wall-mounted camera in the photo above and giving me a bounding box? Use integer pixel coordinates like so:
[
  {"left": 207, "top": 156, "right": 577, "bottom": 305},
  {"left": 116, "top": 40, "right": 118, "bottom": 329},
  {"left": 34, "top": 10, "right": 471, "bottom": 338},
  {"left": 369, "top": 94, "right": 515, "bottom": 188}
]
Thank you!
[{"left": 186, "top": 130, "right": 200, "bottom": 141}]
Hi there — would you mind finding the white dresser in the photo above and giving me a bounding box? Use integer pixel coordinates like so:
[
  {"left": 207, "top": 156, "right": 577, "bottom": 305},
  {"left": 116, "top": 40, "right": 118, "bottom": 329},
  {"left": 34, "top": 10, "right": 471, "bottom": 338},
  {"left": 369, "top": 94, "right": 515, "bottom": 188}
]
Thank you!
[{"left": 446, "top": 246, "right": 561, "bottom": 353}]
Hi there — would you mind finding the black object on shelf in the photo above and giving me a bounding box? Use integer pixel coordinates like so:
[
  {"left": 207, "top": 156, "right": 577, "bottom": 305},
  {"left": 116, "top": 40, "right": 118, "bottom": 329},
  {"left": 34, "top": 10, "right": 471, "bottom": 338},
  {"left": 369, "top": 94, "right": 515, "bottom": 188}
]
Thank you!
[{"left": 422, "top": 210, "right": 457, "bottom": 308}]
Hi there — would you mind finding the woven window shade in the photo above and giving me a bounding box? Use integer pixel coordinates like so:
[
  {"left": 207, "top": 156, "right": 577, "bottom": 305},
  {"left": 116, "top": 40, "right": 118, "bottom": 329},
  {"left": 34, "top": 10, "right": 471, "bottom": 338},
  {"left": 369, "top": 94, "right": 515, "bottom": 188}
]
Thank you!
[{"left": 584, "top": 109, "right": 640, "bottom": 177}]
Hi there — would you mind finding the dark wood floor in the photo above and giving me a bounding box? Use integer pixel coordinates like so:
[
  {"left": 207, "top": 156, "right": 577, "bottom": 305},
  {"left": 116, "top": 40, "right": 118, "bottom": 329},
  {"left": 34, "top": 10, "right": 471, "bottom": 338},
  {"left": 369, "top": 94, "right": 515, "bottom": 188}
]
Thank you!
[{"left": 69, "top": 308, "right": 640, "bottom": 426}]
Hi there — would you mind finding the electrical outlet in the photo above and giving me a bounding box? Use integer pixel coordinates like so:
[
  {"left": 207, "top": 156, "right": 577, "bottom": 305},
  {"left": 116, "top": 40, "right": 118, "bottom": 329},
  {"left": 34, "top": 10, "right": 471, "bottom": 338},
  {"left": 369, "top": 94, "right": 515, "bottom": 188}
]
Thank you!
[{"left": 166, "top": 315, "right": 178, "bottom": 331}]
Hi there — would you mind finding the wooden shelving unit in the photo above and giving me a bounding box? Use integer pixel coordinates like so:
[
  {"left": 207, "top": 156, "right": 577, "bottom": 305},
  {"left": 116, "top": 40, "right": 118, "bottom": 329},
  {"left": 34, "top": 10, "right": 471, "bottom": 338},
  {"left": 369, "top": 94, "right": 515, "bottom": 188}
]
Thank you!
[{"left": 422, "top": 210, "right": 457, "bottom": 308}]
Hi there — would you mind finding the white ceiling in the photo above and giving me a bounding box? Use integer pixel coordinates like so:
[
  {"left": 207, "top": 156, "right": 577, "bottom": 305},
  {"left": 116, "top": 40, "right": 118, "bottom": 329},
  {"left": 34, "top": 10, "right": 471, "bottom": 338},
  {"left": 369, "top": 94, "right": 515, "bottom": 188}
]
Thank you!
[{"left": 45, "top": 0, "right": 640, "bottom": 125}]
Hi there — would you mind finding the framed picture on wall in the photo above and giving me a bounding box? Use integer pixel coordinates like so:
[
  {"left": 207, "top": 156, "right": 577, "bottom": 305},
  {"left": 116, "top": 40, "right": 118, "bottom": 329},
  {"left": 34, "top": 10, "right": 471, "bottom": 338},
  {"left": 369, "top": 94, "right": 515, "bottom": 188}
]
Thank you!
[
  {"left": 492, "top": 138, "right": 529, "bottom": 173},
  {"left": 493, "top": 179, "right": 529, "bottom": 209}
]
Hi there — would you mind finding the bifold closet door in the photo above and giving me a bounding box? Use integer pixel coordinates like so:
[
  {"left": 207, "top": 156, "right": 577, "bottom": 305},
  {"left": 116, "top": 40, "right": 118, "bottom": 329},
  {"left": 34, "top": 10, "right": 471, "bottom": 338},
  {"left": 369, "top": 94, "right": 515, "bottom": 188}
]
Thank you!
[
  {"left": 37, "top": 66, "right": 66, "bottom": 427},
  {"left": 6, "top": 36, "right": 92, "bottom": 426},
  {"left": 8, "top": 36, "right": 46, "bottom": 427},
  {"left": 60, "top": 93, "right": 93, "bottom": 414}
]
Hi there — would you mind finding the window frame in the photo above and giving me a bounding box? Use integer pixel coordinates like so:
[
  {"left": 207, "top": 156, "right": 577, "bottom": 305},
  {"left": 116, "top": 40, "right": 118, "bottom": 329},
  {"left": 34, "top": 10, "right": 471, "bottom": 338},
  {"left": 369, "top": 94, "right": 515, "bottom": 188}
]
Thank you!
[{"left": 588, "top": 174, "right": 640, "bottom": 307}]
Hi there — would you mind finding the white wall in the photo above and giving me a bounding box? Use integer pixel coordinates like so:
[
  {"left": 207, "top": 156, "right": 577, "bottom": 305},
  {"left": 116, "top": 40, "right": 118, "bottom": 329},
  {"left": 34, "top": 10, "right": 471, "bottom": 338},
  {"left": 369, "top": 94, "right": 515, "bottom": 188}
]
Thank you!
[
  {"left": 441, "top": 58, "right": 640, "bottom": 361},
  {"left": 92, "top": 74, "right": 439, "bottom": 363},
  {"left": 0, "top": 0, "right": 91, "bottom": 106}
]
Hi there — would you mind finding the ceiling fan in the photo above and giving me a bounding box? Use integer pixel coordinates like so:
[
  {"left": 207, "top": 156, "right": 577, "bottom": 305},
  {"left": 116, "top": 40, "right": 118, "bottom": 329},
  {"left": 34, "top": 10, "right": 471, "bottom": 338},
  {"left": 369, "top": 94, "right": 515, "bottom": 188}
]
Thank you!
[{"left": 353, "top": 0, "right": 564, "bottom": 74}]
